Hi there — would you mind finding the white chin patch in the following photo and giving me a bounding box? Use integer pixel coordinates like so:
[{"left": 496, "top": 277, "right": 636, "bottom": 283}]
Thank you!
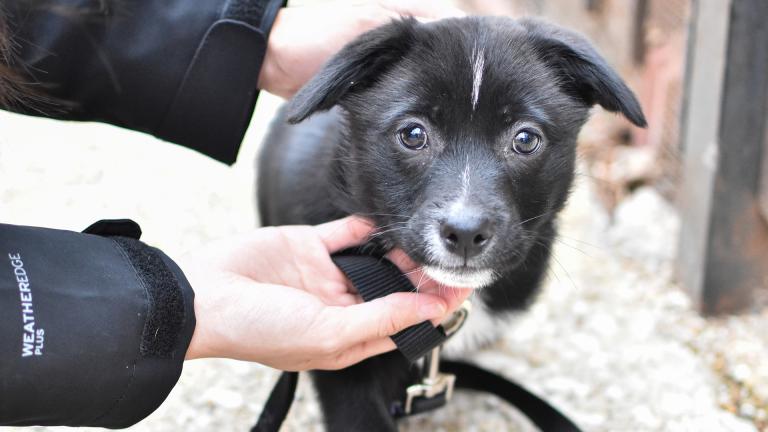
[{"left": 423, "top": 266, "right": 495, "bottom": 289}]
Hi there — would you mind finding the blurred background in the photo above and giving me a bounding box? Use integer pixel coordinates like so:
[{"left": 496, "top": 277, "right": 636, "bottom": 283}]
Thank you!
[{"left": 1, "top": 0, "right": 766, "bottom": 431}]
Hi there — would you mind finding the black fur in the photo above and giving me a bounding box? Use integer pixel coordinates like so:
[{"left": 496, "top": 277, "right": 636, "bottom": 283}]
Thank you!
[{"left": 257, "top": 16, "right": 644, "bottom": 431}]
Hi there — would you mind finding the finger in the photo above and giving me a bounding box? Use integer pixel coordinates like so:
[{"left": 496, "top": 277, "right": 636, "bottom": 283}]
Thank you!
[
  {"left": 402, "top": 272, "right": 473, "bottom": 323},
  {"left": 435, "top": 285, "right": 473, "bottom": 318},
  {"left": 334, "top": 292, "right": 361, "bottom": 307},
  {"left": 384, "top": 248, "right": 420, "bottom": 273},
  {"left": 384, "top": 249, "right": 474, "bottom": 322},
  {"left": 384, "top": 248, "right": 435, "bottom": 293},
  {"left": 332, "top": 292, "right": 446, "bottom": 346},
  {"left": 318, "top": 337, "right": 397, "bottom": 370},
  {"left": 322, "top": 289, "right": 472, "bottom": 370},
  {"left": 316, "top": 216, "right": 375, "bottom": 252},
  {"left": 380, "top": 0, "right": 466, "bottom": 20}
]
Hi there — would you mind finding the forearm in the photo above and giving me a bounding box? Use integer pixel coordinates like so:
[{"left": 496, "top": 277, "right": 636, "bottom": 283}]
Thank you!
[
  {"left": 0, "top": 220, "right": 195, "bottom": 428},
  {"left": 3, "top": 0, "right": 284, "bottom": 164}
]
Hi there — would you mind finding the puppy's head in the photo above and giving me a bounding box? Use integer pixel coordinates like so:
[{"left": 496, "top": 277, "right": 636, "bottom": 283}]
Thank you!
[{"left": 288, "top": 17, "right": 645, "bottom": 288}]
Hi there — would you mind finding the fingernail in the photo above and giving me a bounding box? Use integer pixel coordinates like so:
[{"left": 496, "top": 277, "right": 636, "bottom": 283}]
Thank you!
[{"left": 419, "top": 300, "right": 446, "bottom": 320}]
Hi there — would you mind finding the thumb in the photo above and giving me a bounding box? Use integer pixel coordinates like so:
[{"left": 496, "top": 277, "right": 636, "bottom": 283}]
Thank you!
[
  {"left": 315, "top": 216, "right": 375, "bottom": 252},
  {"left": 335, "top": 292, "right": 447, "bottom": 346}
]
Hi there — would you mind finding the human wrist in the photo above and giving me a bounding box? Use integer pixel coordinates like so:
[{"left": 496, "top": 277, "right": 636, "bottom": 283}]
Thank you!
[
  {"left": 258, "top": 8, "right": 292, "bottom": 97},
  {"left": 183, "top": 299, "right": 210, "bottom": 360},
  {"left": 184, "top": 286, "right": 233, "bottom": 361},
  {"left": 181, "top": 259, "right": 224, "bottom": 361},
  {"left": 184, "top": 302, "right": 211, "bottom": 361}
]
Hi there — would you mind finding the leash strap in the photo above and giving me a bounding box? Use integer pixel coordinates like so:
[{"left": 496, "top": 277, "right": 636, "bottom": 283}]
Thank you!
[
  {"left": 254, "top": 361, "right": 584, "bottom": 432},
  {"left": 442, "top": 360, "right": 583, "bottom": 432},
  {"left": 251, "top": 371, "right": 297, "bottom": 432}
]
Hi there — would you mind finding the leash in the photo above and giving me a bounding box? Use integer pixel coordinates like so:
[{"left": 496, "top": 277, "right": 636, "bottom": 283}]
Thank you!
[{"left": 251, "top": 250, "right": 583, "bottom": 432}]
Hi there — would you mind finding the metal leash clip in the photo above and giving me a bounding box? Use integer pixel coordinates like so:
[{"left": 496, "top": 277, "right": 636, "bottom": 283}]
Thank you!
[{"left": 402, "top": 300, "right": 472, "bottom": 415}]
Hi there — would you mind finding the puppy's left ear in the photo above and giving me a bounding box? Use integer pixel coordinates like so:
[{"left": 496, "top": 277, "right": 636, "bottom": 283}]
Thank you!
[
  {"left": 521, "top": 19, "right": 647, "bottom": 127},
  {"left": 286, "top": 18, "right": 419, "bottom": 124}
]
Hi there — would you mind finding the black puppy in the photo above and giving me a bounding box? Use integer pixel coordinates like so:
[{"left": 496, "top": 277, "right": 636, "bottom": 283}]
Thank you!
[{"left": 257, "top": 16, "right": 645, "bottom": 431}]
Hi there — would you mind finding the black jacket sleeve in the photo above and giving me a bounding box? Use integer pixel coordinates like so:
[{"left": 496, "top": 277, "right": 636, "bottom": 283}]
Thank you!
[
  {"left": 0, "top": 220, "right": 196, "bottom": 428},
  {"left": 4, "top": 0, "right": 284, "bottom": 164}
]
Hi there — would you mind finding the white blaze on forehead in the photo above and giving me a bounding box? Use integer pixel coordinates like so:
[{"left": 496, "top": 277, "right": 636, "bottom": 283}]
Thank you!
[
  {"left": 448, "top": 160, "right": 473, "bottom": 220},
  {"left": 471, "top": 46, "right": 485, "bottom": 110},
  {"left": 460, "top": 157, "right": 471, "bottom": 201}
]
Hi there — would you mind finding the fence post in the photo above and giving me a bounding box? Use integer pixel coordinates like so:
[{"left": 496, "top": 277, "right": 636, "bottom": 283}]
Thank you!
[{"left": 677, "top": 0, "right": 768, "bottom": 314}]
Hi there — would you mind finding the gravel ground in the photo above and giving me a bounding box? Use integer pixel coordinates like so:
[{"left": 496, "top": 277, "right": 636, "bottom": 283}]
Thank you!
[{"left": 2, "top": 94, "right": 766, "bottom": 432}]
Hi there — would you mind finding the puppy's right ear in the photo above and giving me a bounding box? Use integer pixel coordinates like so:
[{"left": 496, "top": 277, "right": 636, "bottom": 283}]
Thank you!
[{"left": 286, "top": 18, "right": 418, "bottom": 124}]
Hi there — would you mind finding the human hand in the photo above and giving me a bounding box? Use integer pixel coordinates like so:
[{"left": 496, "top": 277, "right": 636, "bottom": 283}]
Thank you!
[
  {"left": 181, "top": 216, "right": 471, "bottom": 370},
  {"left": 258, "top": 0, "right": 465, "bottom": 98}
]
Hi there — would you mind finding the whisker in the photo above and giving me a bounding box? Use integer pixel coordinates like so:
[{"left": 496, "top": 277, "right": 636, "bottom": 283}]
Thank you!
[
  {"left": 355, "top": 212, "right": 411, "bottom": 219},
  {"left": 552, "top": 237, "right": 592, "bottom": 258},
  {"left": 372, "top": 221, "right": 410, "bottom": 230},
  {"left": 401, "top": 268, "right": 423, "bottom": 278},
  {"left": 549, "top": 253, "right": 577, "bottom": 291},
  {"left": 555, "top": 233, "right": 603, "bottom": 250},
  {"left": 414, "top": 271, "right": 427, "bottom": 293},
  {"left": 369, "top": 227, "right": 409, "bottom": 239},
  {"left": 513, "top": 211, "right": 553, "bottom": 228}
]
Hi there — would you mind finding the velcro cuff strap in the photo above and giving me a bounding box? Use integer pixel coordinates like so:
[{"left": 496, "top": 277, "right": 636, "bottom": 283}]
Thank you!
[
  {"left": 110, "top": 236, "right": 186, "bottom": 358},
  {"left": 84, "top": 219, "right": 190, "bottom": 359}
]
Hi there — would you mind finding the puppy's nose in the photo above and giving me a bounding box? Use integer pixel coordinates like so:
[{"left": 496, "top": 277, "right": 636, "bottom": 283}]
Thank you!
[{"left": 440, "top": 213, "right": 494, "bottom": 259}]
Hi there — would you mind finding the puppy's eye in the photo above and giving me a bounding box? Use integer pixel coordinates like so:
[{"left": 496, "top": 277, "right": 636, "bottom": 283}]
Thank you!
[
  {"left": 511, "top": 130, "right": 541, "bottom": 155},
  {"left": 398, "top": 124, "right": 428, "bottom": 150}
]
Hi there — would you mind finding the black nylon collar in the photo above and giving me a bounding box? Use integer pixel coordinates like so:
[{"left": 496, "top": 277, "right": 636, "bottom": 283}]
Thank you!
[{"left": 330, "top": 251, "right": 447, "bottom": 363}]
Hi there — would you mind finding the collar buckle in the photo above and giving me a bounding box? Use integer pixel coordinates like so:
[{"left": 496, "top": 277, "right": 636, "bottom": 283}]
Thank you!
[
  {"left": 440, "top": 300, "right": 472, "bottom": 338},
  {"left": 403, "top": 347, "right": 456, "bottom": 415},
  {"left": 400, "top": 300, "right": 472, "bottom": 416}
]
